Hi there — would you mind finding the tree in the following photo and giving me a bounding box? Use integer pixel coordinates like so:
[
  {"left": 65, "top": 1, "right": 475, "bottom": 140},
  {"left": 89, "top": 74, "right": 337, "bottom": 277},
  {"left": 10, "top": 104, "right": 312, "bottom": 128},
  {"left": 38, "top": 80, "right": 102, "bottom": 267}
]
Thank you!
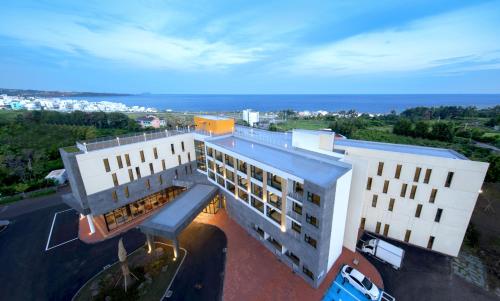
[
  {"left": 413, "top": 121, "right": 430, "bottom": 138},
  {"left": 393, "top": 118, "right": 413, "bottom": 136},
  {"left": 430, "top": 122, "right": 454, "bottom": 142}
]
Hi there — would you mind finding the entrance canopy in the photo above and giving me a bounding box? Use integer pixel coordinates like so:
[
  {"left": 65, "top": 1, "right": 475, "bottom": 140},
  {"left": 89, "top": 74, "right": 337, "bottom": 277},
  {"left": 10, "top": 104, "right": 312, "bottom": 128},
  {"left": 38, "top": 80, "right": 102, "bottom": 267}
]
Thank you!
[{"left": 139, "top": 184, "right": 218, "bottom": 240}]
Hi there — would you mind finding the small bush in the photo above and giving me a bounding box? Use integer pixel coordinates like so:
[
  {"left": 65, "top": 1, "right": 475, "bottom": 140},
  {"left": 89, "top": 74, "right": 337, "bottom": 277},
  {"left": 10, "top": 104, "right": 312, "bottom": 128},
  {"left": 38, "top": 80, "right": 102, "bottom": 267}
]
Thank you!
[{"left": 465, "top": 223, "right": 481, "bottom": 248}]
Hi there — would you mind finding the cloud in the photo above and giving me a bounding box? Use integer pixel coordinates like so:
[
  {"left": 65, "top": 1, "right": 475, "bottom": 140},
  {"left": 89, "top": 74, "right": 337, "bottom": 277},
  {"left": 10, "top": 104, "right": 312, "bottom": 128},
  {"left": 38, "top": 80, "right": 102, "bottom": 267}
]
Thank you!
[
  {"left": 287, "top": 2, "right": 500, "bottom": 75},
  {"left": 0, "top": 8, "right": 264, "bottom": 70}
]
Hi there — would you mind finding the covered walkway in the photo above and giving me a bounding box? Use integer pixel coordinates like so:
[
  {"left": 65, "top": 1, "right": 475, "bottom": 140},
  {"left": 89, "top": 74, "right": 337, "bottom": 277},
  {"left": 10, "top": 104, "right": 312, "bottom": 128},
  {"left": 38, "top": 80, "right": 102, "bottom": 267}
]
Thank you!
[{"left": 139, "top": 184, "right": 219, "bottom": 258}]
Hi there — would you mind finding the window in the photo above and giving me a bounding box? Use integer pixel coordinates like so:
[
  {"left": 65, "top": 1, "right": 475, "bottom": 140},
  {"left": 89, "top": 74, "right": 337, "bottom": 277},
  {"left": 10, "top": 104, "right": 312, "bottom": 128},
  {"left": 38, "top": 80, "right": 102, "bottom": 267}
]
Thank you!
[
  {"left": 149, "top": 163, "right": 154, "bottom": 175},
  {"left": 375, "top": 222, "right": 381, "bottom": 234},
  {"left": 153, "top": 147, "right": 158, "bottom": 159},
  {"left": 360, "top": 218, "right": 366, "bottom": 230},
  {"left": 307, "top": 192, "right": 321, "bottom": 206},
  {"left": 383, "top": 224, "right": 390, "bottom": 236},
  {"left": 178, "top": 155, "right": 182, "bottom": 166},
  {"left": 251, "top": 182, "right": 263, "bottom": 199},
  {"left": 181, "top": 141, "right": 185, "bottom": 152},
  {"left": 225, "top": 154, "right": 234, "bottom": 167},
  {"left": 395, "top": 164, "right": 402, "bottom": 179},
  {"left": 267, "top": 192, "right": 282, "bottom": 209},
  {"left": 377, "top": 162, "right": 384, "bottom": 176},
  {"left": 250, "top": 165, "right": 263, "bottom": 182},
  {"left": 267, "top": 173, "right": 282, "bottom": 191},
  {"left": 237, "top": 175, "right": 248, "bottom": 189},
  {"left": 427, "top": 236, "right": 435, "bottom": 249},
  {"left": 414, "top": 167, "right": 422, "bottom": 182},
  {"left": 291, "top": 221, "right": 301, "bottom": 234},
  {"left": 371, "top": 194, "right": 378, "bottom": 208},
  {"left": 158, "top": 175, "right": 163, "bottom": 185},
  {"left": 171, "top": 143, "right": 175, "bottom": 154},
  {"left": 124, "top": 186, "right": 129, "bottom": 198},
  {"left": 388, "top": 198, "right": 395, "bottom": 211},
  {"left": 103, "top": 158, "right": 110, "bottom": 172},
  {"left": 292, "top": 202, "right": 302, "bottom": 215},
  {"left": 140, "top": 150, "right": 145, "bottom": 163},
  {"left": 127, "top": 169, "right": 134, "bottom": 181},
  {"left": 435, "top": 208, "right": 443, "bottom": 222},
  {"left": 112, "top": 173, "right": 119, "bottom": 187},
  {"left": 206, "top": 147, "right": 213, "bottom": 158},
  {"left": 162, "top": 159, "right": 166, "bottom": 171},
  {"left": 286, "top": 251, "right": 300, "bottom": 266},
  {"left": 187, "top": 152, "right": 191, "bottom": 162},
  {"left": 429, "top": 189, "right": 437, "bottom": 203},
  {"left": 304, "top": 234, "right": 317, "bottom": 249},
  {"left": 400, "top": 183, "right": 408, "bottom": 197},
  {"left": 445, "top": 172, "right": 454, "bottom": 187},
  {"left": 366, "top": 177, "right": 373, "bottom": 190},
  {"left": 415, "top": 204, "right": 423, "bottom": 218},
  {"left": 424, "top": 169, "right": 432, "bottom": 184},
  {"left": 116, "top": 156, "right": 123, "bottom": 169},
  {"left": 125, "top": 154, "right": 131, "bottom": 167},
  {"left": 226, "top": 182, "right": 235, "bottom": 194},
  {"left": 146, "top": 179, "right": 150, "bottom": 190},
  {"left": 410, "top": 185, "right": 417, "bottom": 199},
  {"left": 404, "top": 230, "right": 411, "bottom": 243},
  {"left": 175, "top": 169, "right": 179, "bottom": 179},
  {"left": 383, "top": 180, "right": 389, "bottom": 193},
  {"left": 184, "top": 165, "right": 188, "bottom": 174},
  {"left": 237, "top": 189, "right": 248, "bottom": 202},
  {"left": 237, "top": 160, "right": 247, "bottom": 173},
  {"left": 266, "top": 206, "right": 281, "bottom": 225},
  {"left": 303, "top": 266, "right": 314, "bottom": 280},
  {"left": 226, "top": 169, "right": 235, "bottom": 182},
  {"left": 251, "top": 196, "right": 264, "bottom": 213},
  {"left": 112, "top": 190, "right": 118, "bottom": 201},
  {"left": 135, "top": 167, "right": 141, "bottom": 179},
  {"left": 306, "top": 214, "right": 319, "bottom": 228}
]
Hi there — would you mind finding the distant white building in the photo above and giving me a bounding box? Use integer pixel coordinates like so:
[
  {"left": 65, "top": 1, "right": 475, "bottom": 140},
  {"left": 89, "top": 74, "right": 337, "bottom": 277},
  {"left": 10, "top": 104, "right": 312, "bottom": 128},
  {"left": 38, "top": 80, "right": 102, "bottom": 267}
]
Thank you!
[
  {"left": 45, "top": 169, "right": 67, "bottom": 184},
  {"left": 242, "top": 109, "right": 259, "bottom": 126}
]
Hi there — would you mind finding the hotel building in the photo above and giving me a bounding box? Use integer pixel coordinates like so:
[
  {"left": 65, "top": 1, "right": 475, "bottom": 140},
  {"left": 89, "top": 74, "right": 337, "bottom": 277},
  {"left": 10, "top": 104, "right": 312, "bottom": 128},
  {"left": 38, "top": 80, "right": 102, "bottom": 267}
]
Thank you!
[{"left": 60, "top": 115, "right": 488, "bottom": 288}]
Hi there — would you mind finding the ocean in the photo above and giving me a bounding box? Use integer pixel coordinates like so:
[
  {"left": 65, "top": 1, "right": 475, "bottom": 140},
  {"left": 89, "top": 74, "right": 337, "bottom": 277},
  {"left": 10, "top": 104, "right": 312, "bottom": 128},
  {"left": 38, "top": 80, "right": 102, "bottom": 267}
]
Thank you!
[{"left": 67, "top": 94, "right": 500, "bottom": 113}]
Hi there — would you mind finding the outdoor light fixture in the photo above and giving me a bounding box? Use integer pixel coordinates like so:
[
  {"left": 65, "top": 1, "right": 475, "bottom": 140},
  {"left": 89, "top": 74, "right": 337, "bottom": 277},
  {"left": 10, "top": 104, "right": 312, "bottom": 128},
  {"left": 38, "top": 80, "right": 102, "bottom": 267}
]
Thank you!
[{"left": 281, "top": 225, "right": 286, "bottom": 232}]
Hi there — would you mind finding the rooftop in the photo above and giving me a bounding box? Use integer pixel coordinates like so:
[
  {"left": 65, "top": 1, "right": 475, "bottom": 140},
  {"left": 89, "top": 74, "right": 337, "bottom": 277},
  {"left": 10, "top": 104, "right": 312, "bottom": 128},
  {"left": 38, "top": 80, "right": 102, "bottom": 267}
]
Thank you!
[
  {"left": 334, "top": 138, "right": 468, "bottom": 160},
  {"left": 197, "top": 115, "right": 232, "bottom": 120},
  {"left": 207, "top": 135, "right": 351, "bottom": 186}
]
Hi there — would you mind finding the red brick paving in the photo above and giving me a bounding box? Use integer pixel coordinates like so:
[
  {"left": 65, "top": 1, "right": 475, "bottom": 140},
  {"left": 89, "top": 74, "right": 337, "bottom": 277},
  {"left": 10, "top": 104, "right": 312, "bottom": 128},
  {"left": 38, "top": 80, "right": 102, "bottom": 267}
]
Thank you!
[{"left": 195, "top": 210, "right": 383, "bottom": 301}]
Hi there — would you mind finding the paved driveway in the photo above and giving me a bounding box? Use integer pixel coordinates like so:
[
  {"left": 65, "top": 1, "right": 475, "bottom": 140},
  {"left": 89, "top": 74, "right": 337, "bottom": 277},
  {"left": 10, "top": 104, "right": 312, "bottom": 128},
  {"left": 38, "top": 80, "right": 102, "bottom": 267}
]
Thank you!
[
  {"left": 0, "top": 199, "right": 226, "bottom": 301},
  {"left": 359, "top": 234, "right": 497, "bottom": 301}
]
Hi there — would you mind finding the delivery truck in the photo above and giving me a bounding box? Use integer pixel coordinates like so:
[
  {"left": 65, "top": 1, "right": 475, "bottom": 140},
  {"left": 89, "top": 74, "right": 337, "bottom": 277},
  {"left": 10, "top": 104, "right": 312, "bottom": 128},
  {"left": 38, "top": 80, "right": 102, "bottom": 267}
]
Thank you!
[{"left": 361, "top": 238, "right": 405, "bottom": 269}]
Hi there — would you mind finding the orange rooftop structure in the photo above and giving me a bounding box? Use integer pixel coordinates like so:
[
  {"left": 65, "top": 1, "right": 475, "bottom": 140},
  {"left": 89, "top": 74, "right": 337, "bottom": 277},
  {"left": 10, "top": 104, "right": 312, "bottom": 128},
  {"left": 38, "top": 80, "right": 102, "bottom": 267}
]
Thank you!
[{"left": 194, "top": 115, "right": 234, "bottom": 135}]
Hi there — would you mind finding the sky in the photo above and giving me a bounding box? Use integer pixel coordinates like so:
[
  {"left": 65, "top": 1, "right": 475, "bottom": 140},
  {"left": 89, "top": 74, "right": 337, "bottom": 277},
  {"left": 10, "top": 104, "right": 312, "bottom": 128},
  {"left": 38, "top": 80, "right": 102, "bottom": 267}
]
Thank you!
[{"left": 1, "top": 0, "right": 500, "bottom": 94}]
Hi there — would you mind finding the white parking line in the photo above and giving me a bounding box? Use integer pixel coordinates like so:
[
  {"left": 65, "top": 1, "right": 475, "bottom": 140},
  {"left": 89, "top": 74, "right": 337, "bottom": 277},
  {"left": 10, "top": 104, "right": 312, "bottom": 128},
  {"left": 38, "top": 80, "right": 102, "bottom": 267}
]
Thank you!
[
  {"left": 157, "top": 242, "right": 188, "bottom": 299},
  {"left": 45, "top": 209, "right": 78, "bottom": 251},
  {"left": 334, "top": 280, "right": 362, "bottom": 301}
]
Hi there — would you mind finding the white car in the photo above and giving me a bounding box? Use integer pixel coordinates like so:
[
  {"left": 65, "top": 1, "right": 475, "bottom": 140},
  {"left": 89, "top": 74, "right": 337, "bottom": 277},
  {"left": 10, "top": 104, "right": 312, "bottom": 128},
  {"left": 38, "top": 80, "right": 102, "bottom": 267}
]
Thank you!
[{"left": 341, "top": 265, "right": 380, "bottom": 300}]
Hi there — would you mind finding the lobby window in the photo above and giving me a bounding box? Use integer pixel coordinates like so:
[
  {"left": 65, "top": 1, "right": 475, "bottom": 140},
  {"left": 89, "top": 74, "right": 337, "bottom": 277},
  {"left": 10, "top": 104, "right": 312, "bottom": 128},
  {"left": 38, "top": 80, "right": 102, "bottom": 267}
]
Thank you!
[
  {"left": 400, "top": 183, "right": 408, "bottom": 197},
  {"left": 116, "top": 156, "right": 123, "bottom": 169},
  {"left": 267, "top": 173, "right": 283, "bottom": 191},
  {"left": 140, "top": 150, "right": 145, "bottom": 163},
  {"left": 135, "top": 167, "right": 141, "bottom": 179},
  {"left": 153, "top": 147, "right": 158, "bottom": 159},
  {"left": 435, "top": 208, "right": 443, "bottom": 223},
  {"left": 162, "top": 159, "right": 166, "bottom": 171},
  {"left": 125, "top": 154, "right": 131, "bottom": 167},
  {"left": 395, "top": 164, "right": 402, "bottom": 179},
  {"left": 360, "top": 217, "right": 366, "bottom": 230},
  {"left": 112, "top": 173, "right": 119, "bottom": 187},
  {"left": 415, "top": 204, "right": 423, "bottom": 218},
  {"left": 410, "top": 185, "right": 417, "bottom": 199},
  {"left": 414, "top": 167, "right": 421, "bottom": 182},
  {"left": 306, "top": 213, "right": 319, "bottom": 228},
  {"left": 250, "top": 165, "right": 263, "bottom": 182},
  {"left": 112, "top": 190, "right": 118, "bottom": 202},
  {"left": 366, "top": 177, "right": 372, "bottom": 190},
  {"left": 171, "top": 143, "right": 175, "bottom": 154},
  {"left": 307, "top": 192, "right": 321, "bottom": 206},
  {"left": 103, "top": 158, "right": 110, "bottom": 172},
  {"left": 429, "top": 189, "right": 438, "bottom": 203},
  {"left": 146, "top": 179, "right": 151, "bottom": 190},
  {"left": 388, "top": 198, "right": 395, "bottom": 211},
  {"left": 149, "top": 163, "right": 154, "bottom": 175},
  {"left": 292, "top": 202, "right": 302, "bottom": 215},
  {"left": 383, "top": 180, "right": 389, "bottom": 193},
  {"left": 124, "top": 186, "right": 129, "bottom": 198},
  {"left": 128, "top": 169, "right": 134, "bottom": 181},
  {"left": 291, "top": 221, "right": 301, "bottom": 234},
  {"left": 181, "top": 141, "right": 185, "bottom": 152},
  {"left": 445, "top": 172, "right": 454, "bottom": 188},
  {"left": 303, "top": 266, "right": 314, "bottom": 280},
  {"left": 383, "top": 224, "right": 390, "bottom": 236},
  {"left": 377, "top": 162, "right": 384, "bottom": 176},
  {"left": 304, "top": 234, "right": 317, "bottom": 249},
  {"left": 178, "top": 155, "right": 182, "bottom": 166},
  {"left": 424, "top": 169, "right": 432, "bottom": 184},
  {"left": 427, "top": 236, "right": 435, "bottom": 249},
  {"left": 404, "top": 230, "right": 411, "bottom": 243},
  {"left": 371, "top": 194, "right": 378, "bottom": 208},
  {"left": 251, "top": 182, "right": 263, "bottom": 199},
  {"left": 375, "top": 222, "right": 381, "bottom": 234}
]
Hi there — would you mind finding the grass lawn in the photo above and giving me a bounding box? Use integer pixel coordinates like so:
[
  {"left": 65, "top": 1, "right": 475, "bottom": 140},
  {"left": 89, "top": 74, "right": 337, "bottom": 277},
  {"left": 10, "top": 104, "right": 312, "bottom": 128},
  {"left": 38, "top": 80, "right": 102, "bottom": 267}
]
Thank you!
[
  {"left": 74, "top": 242, "right": 184, "bottom": 301},
  {"left": 276, "top": 119, "right": 331, "bottom": 131}
]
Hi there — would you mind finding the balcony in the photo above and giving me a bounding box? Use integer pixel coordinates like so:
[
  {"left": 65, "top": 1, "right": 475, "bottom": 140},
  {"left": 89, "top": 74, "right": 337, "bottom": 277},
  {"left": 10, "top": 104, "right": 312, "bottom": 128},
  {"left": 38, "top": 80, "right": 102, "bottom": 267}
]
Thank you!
[{"left": 287, "top": 191, "right": 303, "bottom": 202}]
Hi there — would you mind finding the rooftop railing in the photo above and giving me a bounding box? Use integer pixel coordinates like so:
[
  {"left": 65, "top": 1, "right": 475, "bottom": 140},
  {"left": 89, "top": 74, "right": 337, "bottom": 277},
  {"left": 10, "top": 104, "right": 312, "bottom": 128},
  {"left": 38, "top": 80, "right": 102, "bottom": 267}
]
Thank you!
[{"left": 233, "top": 125, "right": 292, "bottom": 149}]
